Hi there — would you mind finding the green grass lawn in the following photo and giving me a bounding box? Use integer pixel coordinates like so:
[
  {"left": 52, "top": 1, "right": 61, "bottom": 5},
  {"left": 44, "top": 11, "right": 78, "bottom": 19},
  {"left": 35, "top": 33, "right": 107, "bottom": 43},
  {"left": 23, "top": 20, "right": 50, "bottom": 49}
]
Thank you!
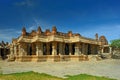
[
  {"left": 64, "top": 74, "right": 116, "bottom": 80},
  {"left": 0, "top": 71, "right": 116, "bottom": 80}
]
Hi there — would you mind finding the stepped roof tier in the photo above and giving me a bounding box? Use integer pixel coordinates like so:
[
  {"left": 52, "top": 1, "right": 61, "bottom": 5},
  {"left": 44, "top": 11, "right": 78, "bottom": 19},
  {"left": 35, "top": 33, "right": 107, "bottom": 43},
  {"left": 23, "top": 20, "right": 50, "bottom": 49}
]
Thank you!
[{"left": 13, "top": 26, "right": 108, "bottom": 46}]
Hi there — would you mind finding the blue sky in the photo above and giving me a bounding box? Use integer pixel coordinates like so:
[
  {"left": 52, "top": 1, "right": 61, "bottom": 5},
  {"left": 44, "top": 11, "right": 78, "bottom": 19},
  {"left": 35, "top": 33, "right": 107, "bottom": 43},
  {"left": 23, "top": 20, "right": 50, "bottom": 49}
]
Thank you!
[{"left": 0, "top": 0, "right": 120, "bottom": 43}]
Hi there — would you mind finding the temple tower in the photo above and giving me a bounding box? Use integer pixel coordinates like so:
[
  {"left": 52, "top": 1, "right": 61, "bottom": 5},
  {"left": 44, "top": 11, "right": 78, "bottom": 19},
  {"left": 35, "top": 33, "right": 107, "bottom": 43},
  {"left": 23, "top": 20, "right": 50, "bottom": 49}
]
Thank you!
[
  {"left": 52, "top": 26, "right": 57, "bottom": 35},
  {"left": 37, "top": 26, "right": 42, "bottom": 35},
  {"left": 22, "top": 27, "right": 26, "bottom": 36}
]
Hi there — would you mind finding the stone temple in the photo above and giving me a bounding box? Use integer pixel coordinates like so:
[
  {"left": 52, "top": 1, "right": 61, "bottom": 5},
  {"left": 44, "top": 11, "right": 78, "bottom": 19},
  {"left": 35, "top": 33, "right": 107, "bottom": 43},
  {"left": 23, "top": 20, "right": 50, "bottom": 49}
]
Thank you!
[{"left": 8, "top": 26, "right": 110, "bottom": 62}]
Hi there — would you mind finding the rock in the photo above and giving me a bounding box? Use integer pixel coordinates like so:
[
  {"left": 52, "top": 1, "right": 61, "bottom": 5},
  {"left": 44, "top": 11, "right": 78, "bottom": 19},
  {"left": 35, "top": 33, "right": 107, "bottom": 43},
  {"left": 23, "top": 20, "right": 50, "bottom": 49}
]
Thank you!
[
  {"left": 88, "top": 55, "right": 102, "bottom": 61},
  {"left": 100, "top": 53, "right": 111, "bottom": 59},
  {"left": 112, "top": 50, "right": 120, "bottom": 59},
  {"left": 96, "top": 55, "right": 102, "bottom": 61},
  {"left": 7, "top": 54, "right": 15, "bottom": 61}
]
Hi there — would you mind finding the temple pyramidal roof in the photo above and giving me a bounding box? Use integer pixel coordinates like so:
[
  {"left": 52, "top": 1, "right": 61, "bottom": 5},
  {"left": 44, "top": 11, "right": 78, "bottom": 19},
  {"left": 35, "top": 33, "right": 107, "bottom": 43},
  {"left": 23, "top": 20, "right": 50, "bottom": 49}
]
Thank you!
[{"left": 12, "top": 26, "right": 108, "bottom": 45}]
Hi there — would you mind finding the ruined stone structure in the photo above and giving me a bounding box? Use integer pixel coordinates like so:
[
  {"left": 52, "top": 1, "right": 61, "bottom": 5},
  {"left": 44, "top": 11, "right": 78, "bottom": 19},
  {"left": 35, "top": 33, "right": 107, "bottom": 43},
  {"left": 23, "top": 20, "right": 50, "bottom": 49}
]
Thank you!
[
  {"left": 0, "top": 41, "right": 10, "bottom": 60},
  {"left": 9, "top": 26, "right": 110, "bottom": 62}
]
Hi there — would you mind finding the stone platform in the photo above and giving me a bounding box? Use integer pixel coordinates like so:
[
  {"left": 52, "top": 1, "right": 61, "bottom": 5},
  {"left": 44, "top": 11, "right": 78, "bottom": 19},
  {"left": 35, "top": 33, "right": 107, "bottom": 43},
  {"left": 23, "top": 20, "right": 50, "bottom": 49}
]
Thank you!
[{"left": 15, "top": 55, "right": 89, "bottom": 62}]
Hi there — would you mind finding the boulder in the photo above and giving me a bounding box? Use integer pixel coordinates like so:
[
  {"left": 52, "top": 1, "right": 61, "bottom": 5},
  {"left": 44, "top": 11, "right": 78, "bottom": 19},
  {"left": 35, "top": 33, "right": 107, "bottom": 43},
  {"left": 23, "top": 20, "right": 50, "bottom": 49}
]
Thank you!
[
  {"left": 100, "top": 53, "right": 111, "bottom": 59},
  {"left": 112, "top": 50, "right": 120, "bottom": 59},
  {"left": 88, "top": 55, "right": 102, "bottom": 61}
]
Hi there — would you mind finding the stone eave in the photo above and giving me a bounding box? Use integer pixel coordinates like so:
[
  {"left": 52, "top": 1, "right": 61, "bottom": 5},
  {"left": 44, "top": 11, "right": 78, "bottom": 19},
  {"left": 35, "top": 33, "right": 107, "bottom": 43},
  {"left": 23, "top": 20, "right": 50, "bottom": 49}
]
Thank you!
[
  {"left": 17, "top": 36, "right": 32, "bottom": 43},
  {"left": 103, "top": 45, "right": 110, "bottom": 47},
  {"left": 17, "top": 34, "right": 101, "bottom": 45}
]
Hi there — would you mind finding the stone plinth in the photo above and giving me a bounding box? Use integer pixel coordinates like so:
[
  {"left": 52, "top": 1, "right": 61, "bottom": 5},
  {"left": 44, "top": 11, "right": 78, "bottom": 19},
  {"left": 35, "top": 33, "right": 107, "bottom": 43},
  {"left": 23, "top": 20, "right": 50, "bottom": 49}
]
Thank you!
[
  {"left": 15, "top": 55, "right": 89, "bottom": 62},
  {"left": 60, "top": 55, "right": 70, "bottom": 61}
]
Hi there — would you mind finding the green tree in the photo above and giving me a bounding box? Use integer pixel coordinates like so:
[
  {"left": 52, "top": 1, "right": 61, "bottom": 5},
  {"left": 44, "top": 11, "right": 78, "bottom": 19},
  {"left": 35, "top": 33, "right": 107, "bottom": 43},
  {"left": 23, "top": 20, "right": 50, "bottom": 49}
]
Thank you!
[{"left": 110, "top": 39, "right": 120, "bottom": 49}]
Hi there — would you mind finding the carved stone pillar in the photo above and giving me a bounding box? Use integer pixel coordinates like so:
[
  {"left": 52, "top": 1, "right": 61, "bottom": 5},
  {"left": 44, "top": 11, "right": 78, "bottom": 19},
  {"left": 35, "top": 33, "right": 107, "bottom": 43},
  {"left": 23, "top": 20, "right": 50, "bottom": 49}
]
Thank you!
[
  {"left": 18, "top": 45, "right": 21, "bottom": 56},
  {"left": 36, "top": 43, "right": 43, "bottom": 56},
  {"left": 19, "top": 43, "right": 27, "bottom": 56},
  {"left": 20, "top": 44, "right": 24, "bottom": 56},
  {"left": 8, "top": 45, "right": 15, "bottom": 60},
  {"left": 52, "top": 42, "right": 57, "bottom": 55},
  {"left": 98, "top": 46, "right": 102, "bottom": 54},
  {"left": 39, "top": 43, "right": 43, "bottom": 55},
  {"left": 75, "top": 43, "right": 80, "bottom": 55},
  {"left": 69, "top": 43, "right": 72, "bottom": 55},
  {"left": 109, "top": 47, "right": 112, "bottom": 53},
  {"left": 46, "top": 43, "right": 50, "bottom": 55},
  {"left": 79, "top": 43, "right": 82, "bottom": 54},
  {"left": 10, "top": 45, "right": 14, "bottom": 56},
  {"left": 97, "top": 46, "right": 100, "bottom": 54},
  {"left": 36, "top": 43, "right": 39, "bottom": 56},
  {"left": 24, "top": 43, "right": 27, "bottom": 56},
  {"left": 62, "top": 43, "right": 65, "bottom": 55},
  {"left": 59, "top": 43, "right": 63, "bottom": 55},
  {"left": 81, "top": 43, "right": 85, "bottom": 54},
  {"left": 32, "top": 43, "right": 36, "bottom": 55},
  {"left": 85, "top": 44, "right": 88, "bottom": 55},
  {"left": 14, "top": 45, "right": 17, "bottom": 56},
  {"left": 101, "top": 47, "right": 104, "bottom": 53}
]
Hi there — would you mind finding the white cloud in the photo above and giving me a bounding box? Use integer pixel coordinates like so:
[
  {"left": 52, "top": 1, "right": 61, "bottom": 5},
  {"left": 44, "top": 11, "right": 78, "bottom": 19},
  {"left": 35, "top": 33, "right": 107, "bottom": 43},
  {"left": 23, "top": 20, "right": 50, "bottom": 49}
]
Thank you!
[
  {"left": 30, "top": 18, "right": 53, "bottom": 31},
  {"left": 0, "top": 29, "right": 20, "bottom": 43},
  {"left": 27, "top": 26, "right": 37, "bottom": 32},
  {"left": 14, "top": 0, "right": 34, "bottom": 7}
]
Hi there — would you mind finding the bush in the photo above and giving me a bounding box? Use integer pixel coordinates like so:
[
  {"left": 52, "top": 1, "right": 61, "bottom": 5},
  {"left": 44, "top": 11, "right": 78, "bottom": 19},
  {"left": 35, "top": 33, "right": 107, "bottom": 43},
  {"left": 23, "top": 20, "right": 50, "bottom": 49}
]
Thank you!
[
  {"left": 110, "top": 39, "right": 120, "bottom": 59},
  {"left": 110, "top": 39, "right": 120, "bottom": 49}
]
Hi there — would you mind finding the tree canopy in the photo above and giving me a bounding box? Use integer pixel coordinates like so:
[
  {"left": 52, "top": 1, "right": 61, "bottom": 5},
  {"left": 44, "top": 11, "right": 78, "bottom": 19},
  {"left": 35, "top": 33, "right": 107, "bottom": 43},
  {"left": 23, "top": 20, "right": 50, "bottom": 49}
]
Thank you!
[{"left": 110, "top": 39, "right": 120, "bottom": 49}]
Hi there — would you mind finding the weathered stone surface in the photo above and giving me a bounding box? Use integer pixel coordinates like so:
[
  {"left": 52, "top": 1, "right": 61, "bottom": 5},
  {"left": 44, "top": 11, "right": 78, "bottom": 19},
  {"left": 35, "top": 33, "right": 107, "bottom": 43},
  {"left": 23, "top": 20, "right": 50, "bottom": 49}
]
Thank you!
[
  {"left": 112, "top": 50, "right": 120, "bottom": 59},
  {"left": 88, "top": 55, "right": 102, "bottom": 61},
  {"left": 100, "top": 53, "right": 112, "bottom": 59},
  {"left": 9, "top": 27, "right": 110, "bottom": 62},
  {"left": 7, "top": 54, "right": 15, "bottom": 61}
]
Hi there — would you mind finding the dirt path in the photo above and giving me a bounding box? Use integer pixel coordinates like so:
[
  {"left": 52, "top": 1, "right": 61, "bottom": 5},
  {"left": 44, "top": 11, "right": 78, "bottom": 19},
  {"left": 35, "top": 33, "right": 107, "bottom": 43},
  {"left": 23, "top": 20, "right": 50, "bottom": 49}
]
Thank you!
[{"left": 0, "top": 59, "right": 120, "bottom": 80}]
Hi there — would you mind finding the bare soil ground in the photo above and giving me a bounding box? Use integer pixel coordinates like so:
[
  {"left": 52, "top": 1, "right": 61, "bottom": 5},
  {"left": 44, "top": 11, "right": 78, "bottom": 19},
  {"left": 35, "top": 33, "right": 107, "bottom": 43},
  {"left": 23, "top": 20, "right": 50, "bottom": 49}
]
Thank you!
[{"left": 0, "top": 59, "right": 120, "bottom": 80}]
